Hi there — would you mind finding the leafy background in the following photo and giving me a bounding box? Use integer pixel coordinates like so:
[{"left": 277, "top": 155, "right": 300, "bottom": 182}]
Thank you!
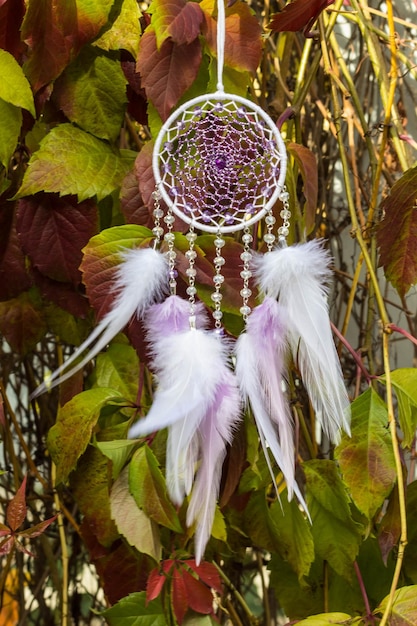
[{"left": 1, "top": 0, "right": 417, "bottom": 625}]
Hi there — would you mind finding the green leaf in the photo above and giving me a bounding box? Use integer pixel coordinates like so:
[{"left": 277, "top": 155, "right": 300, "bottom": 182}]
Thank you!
[
  {"left": 269, "top": 556, "right": 324, "bottom": 619},
  {"left": 377, "top": 585, "right": 417, "bottom": 624},
  {"left": 93, "top": 343, "right": 139, "bottom": 403},
  {"left": 16, "top": 124, "right": 136, "bottom": 202},
  {"left": 70, "top": 444, "right": 119, "bottom": 547},
  {"left": 81, "top": 224, "right": 155, "bottom": 320},
  {"left": 296, "top": 613, "right": 352, "bottom": 625},
  {"left": 110, "top": 467, "right": 161, "bottom": 560},
  {"left": 95, "top": 439, "right": 137, "bottom": 479},
  {"left": 388, "top": 368, "right": 417, "bottom": 448},
  {"left": 129, "top": 447, "right": 182, "bottom": 532},
  {"left": 0, "top": 49, "right": 35, "bottom": 116},
  {"left": 304, "top": 460, "right": 363, "bottom": 579},
  {"left": 54, "top": 47, "right": 127, "bottom": 142},
  {"left": 211, "top": 507, "right": 227, "bottom": 542},
  {"left": 101, "top": 591, "right": 166, "bottom": 626},
  {"left": 335, "top": 388, "right": 396, "bottom": 519},
  {"left": 47, "top": 388, "right": 122, "bottom": 484},
  {"left": 0, "top": 99, "right": 22, "bottom": 168},
  {"left": 93, "top": 0, "right": 142, "bottom": 57},
  {"left": 244, "top": 491, "right": 314, "bottom": 581}
]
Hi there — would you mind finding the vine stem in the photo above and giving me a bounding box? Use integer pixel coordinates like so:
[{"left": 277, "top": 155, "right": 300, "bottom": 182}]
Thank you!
[
  {"left": 318, "top": 10, "right": 407, "bottom": 623},
  {"left": 212, "top": 561, "right": 257, "bottom": 624},
  {"left": 379, "top": 329, "right": 408, "bottom": 626},
  {"left": 354, "top": 561, "right": 375, "bottom": 625},
  {"left": 52, "top": 463, "right": 68, "bottom": 626}
]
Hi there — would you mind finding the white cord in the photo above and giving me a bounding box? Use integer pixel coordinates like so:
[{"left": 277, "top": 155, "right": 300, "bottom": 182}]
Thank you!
[{"left": 216, "top": 0, "right": 225, "bottom": 92}]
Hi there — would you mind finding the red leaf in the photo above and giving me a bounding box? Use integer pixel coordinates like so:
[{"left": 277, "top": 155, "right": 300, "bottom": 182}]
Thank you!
[
  {"left": 0, "top": 523, "right": 11, "bottom": 536},
  {"left": 168, "top": 2, "right": 204, "bottom": 45},
  {"left": 202, "top": 2, "right": 262, "bottom": 74},
  {"left": 19, "top": 515, "right": 57, "bottom": 539},
  {"left": 171, "top": 568, "right": 188, "bottom": 625},
  {"left": 186, "top": 560, "right": 222, "bottom": 593},
  {"left": 120, "top": 168, "right": 151, "bottom": 228},
  {"left": 135, "top": 142, "right": 157, "bottom": 209},
  {"left": 14, "top": 539, "right": 36, "bottom": 557},
  {"left": 150, "top": 0, "right": 203, "bottom": 47},
  {"left": 33, "top": 270, "right": 90, "bottom": 318},
  {"left": 122, "top": 60, "right": 148, "bottom": 125},
  {"left": 0, "top": 0, "right": 26, "bottom": 61},
  {"left": 0, "top": 208, "right": 33, "bottom": 301},
  {"left": 0, "top": 290, "right": 47, "bottom": 355},
  {"left": 269, "top": 0, "right": 334, "bottom": 33},
  {"left": 287, "top": 142, "right": 318, "bottom": 234},
  {"left": 21, "top": 0, "right": 79, "bottom": 90},
  {"left": 7, "top": 476, "right": 27, "bottom": 532},
  {"left": 80, "top": 519, "right": 151, "bottom": 605},
  {"left": 146, "top": 560, "right": 174, "bottom": 603},
  {"left": 378, "top": 487, "right": 401, "bottom": 565},
  {"left": 377, "top": 166, "right": 417, "bottom": 297},
  {"left": 0, "top": 536, "right": 15, "bottom": 556},
  {"left": 182, "top": 569, "right": 213, "bottom": 615},
  {"left": 17, "top": 194, "right": 98, "bottom": 284},
  {"left": 137, "top": 29, "right": 202, "bottom": 121}
]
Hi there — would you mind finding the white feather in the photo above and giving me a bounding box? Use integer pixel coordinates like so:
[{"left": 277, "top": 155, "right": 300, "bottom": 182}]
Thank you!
[
  {"left": 235, "top": 330, "right": 308, "bottom": 514},
  {"left": 254, "top": 240, "right": 350, "bottom": 443},
  {"left": 128, "top": 296, "right": 241, "bottom": 511},
  {"left": 186, "top": 369, "right": 240, "bottom": 564},
  {"left": 32, "top": 247, "right": 168, "bottom": 397}
]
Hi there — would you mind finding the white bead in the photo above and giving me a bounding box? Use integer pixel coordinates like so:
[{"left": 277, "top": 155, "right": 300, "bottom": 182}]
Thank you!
[{"left": 240, "top": 251, "right": 252, "bottom": 262}]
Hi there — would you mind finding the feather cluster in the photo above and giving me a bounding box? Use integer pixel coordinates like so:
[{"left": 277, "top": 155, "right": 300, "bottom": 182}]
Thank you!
[
  {"left": 32, "top": 246, "right": 168, "bottom": 397},
  {"left": 128, "top": 295, "right": 241, "bottom": 564},
  {"left": 235, "top": 297, "right": 307, "bottom": 512},
  {"left": 253, "top": 239, "right": 351, "bottom": 443}
]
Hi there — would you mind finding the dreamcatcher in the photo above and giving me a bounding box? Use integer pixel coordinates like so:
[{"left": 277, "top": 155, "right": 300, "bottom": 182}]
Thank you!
[{"left": 35, "top": 0, "right": 350, "bottom": 563}]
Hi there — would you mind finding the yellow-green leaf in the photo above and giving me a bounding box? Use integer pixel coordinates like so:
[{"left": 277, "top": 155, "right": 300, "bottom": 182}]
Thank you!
[
  {"left": 47, "top": 388, "right": 122, "bottom": 483},
  {"left": 377, "top": 585, "right": 417, "bottom": 624},
  {"left": 110, "top": 467, "right": 161, "bottom": 560},
  {"left": 129, "top": 446, "right": 182, "bottom": 532},
  {"left": 0, "top": 49, "right": 35, "bottom": 116},
  {"left": 304, "top": 459, "right": 363, "bottom": 579},
  {"left": 16, "top": 124, "right": 135, "bottom": 202},
  {"left": 335, "top": 388, "right": 396, "bottom": 519}
]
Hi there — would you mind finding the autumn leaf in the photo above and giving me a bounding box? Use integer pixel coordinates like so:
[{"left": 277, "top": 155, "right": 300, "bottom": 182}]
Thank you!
[
  {"left": 201, "top": 0, "right": 262, "bottom": 74},
  {"left": 137, "top": 28, "right": 202, "bottom": 121},
  {"left": 150, "top": 0, "right": 204, "bottom": 48},
  {"left": 17, "top": 194, "right": 98, "bottom": 285},
  {"left": 377, "top": 166, "right": 417, "bottom": 298},
  {"left": 269, "top": 0, "right": 334, "bottom": 34},
  {"left": 0, "top": 477, "right": 57, "bottom": 557}
]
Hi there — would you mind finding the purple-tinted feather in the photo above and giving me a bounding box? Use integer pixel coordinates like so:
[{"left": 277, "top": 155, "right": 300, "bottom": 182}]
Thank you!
[
  {"left": 254, "top": 240, "right": 350, "bottom": 443},
  {"left": 128, "top": 294, "right": 242, "bottom": 563},
  {"left": 236, "top": 298, "right": 308, "bottom": 512},
  {"left": 32, "top": 246, "right": 168, "bottom": 397},
  {"left": 187, "top": 373, "right": 240, "bottom": 564}
]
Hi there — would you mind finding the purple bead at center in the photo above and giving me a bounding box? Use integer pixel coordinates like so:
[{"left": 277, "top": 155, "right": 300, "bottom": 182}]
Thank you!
[{"left": 214, "top": 155, "right": 227, "bottom": 170}]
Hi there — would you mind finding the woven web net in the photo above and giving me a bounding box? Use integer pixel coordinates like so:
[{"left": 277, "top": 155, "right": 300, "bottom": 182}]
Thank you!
[{"left": 154, "top": 98, "right": 285, "bottom": 233}]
